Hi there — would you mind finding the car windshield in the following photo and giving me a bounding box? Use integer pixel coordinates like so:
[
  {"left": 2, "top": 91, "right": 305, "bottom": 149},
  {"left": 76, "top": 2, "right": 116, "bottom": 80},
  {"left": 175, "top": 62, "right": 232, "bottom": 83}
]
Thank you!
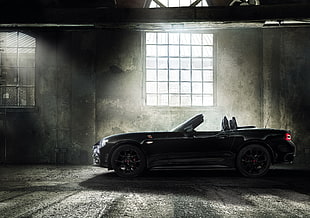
[{"left": 170, "top": 114, "right": 204, "bottom": 133}]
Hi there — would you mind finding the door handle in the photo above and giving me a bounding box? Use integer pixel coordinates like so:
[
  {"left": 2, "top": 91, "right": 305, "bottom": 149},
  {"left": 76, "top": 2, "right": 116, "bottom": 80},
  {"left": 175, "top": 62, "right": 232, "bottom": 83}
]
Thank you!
[{"left": 217, "top": 135, "right": 227, "bottom": 139}]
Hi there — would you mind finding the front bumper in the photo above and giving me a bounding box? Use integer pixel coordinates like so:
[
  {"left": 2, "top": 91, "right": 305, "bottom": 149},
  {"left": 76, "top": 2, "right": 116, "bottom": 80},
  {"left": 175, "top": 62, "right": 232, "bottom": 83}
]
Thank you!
[
  {"left": 92, "top": 145, "right": 109, "bottom": 168},
  {"left": 92, "top": 145, "right": 101, "bottom": 165}
]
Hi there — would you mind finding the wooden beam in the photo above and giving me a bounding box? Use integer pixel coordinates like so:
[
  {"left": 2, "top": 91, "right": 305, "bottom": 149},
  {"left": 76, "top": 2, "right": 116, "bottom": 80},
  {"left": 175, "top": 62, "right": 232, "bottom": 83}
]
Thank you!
[{"left": 0, "top": 4, "right": 309, "bottom": 27}]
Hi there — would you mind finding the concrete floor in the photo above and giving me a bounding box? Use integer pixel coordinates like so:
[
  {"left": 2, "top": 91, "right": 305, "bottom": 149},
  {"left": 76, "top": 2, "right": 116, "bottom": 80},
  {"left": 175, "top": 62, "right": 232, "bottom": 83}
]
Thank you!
[{"left": 0, "top": 165, "right": 309, "bottom": 218}]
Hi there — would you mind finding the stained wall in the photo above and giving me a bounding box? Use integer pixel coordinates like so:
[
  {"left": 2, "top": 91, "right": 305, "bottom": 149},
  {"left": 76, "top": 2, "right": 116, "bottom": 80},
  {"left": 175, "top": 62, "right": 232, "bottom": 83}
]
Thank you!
[{"left": 0, "top": 27, "right": 309, "bottom": 167}]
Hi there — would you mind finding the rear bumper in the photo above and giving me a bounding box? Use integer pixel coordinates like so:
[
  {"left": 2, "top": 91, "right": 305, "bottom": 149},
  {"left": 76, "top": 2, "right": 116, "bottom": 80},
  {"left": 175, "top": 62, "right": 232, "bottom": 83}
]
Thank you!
[
  {"left": 282, "top": 141, "right": 296, "bottom": 163},
  {"left": 274, "top": 140, "right": 296, "bottom": 163},
  {"left": 284, "top": 153, "right": 295, "bottom": 162}
]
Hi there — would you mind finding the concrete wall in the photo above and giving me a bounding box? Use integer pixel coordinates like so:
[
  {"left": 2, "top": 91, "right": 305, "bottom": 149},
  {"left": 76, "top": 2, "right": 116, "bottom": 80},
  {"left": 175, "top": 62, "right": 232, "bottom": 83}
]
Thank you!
[
  {"left": 0, "top": 27, "right": 309, "bottom": 167},
  {"left": 263, "top": 27, "right": 310, "bottom": 166}
]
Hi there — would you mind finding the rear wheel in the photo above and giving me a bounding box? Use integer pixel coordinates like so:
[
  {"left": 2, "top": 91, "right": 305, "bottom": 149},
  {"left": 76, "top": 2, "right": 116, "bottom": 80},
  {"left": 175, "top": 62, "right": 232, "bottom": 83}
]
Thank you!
[
  {"left": 111, "top": 144, "right": 146, "bottom": 177},
  {"left": 236, "top": 144, "right": 271, "bottom": 177}
]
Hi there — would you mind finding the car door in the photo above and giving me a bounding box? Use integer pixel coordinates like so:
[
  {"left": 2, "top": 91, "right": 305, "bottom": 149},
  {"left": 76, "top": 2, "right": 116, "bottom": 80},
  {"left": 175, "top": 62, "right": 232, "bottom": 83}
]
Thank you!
[{"left": 164, "top": 131, "right": 234, "bottom": 166}]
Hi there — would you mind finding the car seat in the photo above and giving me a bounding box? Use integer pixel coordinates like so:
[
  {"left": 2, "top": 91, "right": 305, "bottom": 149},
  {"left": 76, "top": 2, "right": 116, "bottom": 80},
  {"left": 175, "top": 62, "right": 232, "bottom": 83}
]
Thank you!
[{"left": 221, "top": 116, "right": 230, "bottom": 131}]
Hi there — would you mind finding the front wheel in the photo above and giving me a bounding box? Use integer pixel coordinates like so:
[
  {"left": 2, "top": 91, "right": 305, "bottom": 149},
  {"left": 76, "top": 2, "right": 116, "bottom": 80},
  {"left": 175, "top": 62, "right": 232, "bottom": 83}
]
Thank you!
[
  {"left": 236, "top": 144, "right": 271, "bottom": 177},
  {"left": 111, "top": 144, "right": 146, "bottom": 178}
]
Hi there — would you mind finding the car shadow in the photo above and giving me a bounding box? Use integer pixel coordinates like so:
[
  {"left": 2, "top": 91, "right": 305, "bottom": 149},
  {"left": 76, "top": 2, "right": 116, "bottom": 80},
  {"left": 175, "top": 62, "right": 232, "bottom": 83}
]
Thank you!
[{"left": 79, "top": 168, "right": 310, "bottom": 197}]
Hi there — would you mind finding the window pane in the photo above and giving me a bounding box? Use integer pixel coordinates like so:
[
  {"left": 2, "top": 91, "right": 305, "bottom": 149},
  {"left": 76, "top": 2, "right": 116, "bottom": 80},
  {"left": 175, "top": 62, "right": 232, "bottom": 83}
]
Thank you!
[
  {"left": 19, "top": 87, "right": 35, "bottom": 106},
  {"left": 203, "top": 70, "right": 213, "bottom": 81},
  {"left": 158, "top": 82, "right": 168, "bottom": 93},
  {"left": 1, "top": 53, "right": 17, "bottom": 67},
  {"left": 2, "top": 87, "right": 17, "bottom": 106},
  {"left": 158, "top": 33, "right": 168, "bottom": 44},
  {"left": 169, "top": 58, "right": 179, "bottom": 69},
  {"left": 203, "top": 95, "right": 213, "bottom": 106},
  {"left": 169, "top": 0, "right": 179, "bottom": 7},
  {"left": 146, "top": 82, "right": 157, "bottom": 93},
  {"left": 147, "top": 94, "right": 157, "bottom": 105},
  {"left": 180, "top": 46, "right": 190, "bottom": 57},
  {"left": 20, "top": 68, "right": 35, "bottom": 86},
  {"left": 150, "top": 1, "right": 158, "bottom": 7},
  {"left": 203, "top": 34, "right": 213, "bottom": 45},
  {"left": 158, "top": 94, "right": 168, "bottom": 106},
  {"left": 158, "top": 70, "right": 168, "bottom": 81},
  {"left": 192, "top": 95, "right": 203, "bottom": 106},
  {"left": 146, "top": 57, "right": 156, "bottom": 68},
  {"left": 192, "top": 82, "right": 202, "bottom": 94},
  {"left": 180, "top": 33, "right": 191, "bottom": 44},
  {"left": 169, "top": 45, "right": 179, "bottom": 56},
  {"left": 158, "top": 58, "right": 168, "bottom": 68},
  {"left": 2, "top": 68, "right": 17, "bottom": 85},
  {"left": 192, "top": 46, "right": 202, "bottom": 57},
  {"left": 203, "top": 58, "right": 213, "bottom": 69},
  {"left": 169, "top": 33, "right": 179, "bottom": 44},
  {"left": 169, "top": 82, "right": 179, "bottom": 93},
  {"left": 158, "top": 45, "right": 168, "bottom": 56},
  {"left": 5, "top": 32, "right": 18, "bottom": 47},
  {"left": 203, "top": 46, "right": 213, "bottom": 57},
  {"left": 18, "top": 48, "right": 35, "bottom": 54},
  {"left": 169, "top": 94, "right": 179, "bottom": 106},
  {"left": 192, "top": 34, "right": 202, "bottom": 45},
  {"left": 169, "top": 70, "right": 179, "bottom": 81},
  {"left": 181, "top": 95, "right": 191, "bottom": 106},
  {"left": 19, "top": 33, "right": 36, "bottom": 47},
  {"left": 180, "top": 58, "right": 190, "bottom": 69},
  {"left": 146, "top": 45, "right": 156, "bottom": 56},
  {"left": 161, "top": 0, "right": 168, "bottom": 7},
  {"left": 146, "top": 69, "right": 156, "bottom": 81},
  {"left": 146, "top": 33, "right": 156, "bottom": 44},
  {"left": 192, "top": 70, "right": 202, "bottom": 81},
  {"left": 192, "top": 58, "right": 202, "bottom": 69},
  {"left": 203, "top": 83, "right": 213, "bottom": 94},
  {"left": 180, "top": 0, "right": 191, "bottom": 7},
  {"left": 19, "top": 51, "right": 35, "bottom": 67},
  {"left": 181, "top": 70, "right": 190, "bottom": 81},
  {"left": 181, "top": 82, "right": 191, "bottom": 94},
  {"left": 0, "top": 87, "right": 4, "bottom": 105}
]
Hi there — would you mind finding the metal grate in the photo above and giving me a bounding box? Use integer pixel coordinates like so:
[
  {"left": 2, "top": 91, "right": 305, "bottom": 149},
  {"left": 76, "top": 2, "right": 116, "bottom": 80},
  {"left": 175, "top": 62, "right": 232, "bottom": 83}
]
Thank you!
[
  {"left": 145, "top": 32, "right": 214, "bottom": 107},
  {"left": 0, "top": 32, "right": 36, "bottom": 107}
]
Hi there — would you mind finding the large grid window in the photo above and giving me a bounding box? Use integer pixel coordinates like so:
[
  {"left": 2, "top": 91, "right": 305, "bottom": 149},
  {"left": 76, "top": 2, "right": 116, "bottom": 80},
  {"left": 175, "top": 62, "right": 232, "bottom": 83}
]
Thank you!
[
  {"left": 145, "top": 32, "right": 214, "bottom": 107},
  {"left": 150, "top": 0, "right": 208, "bottom": 7},
  {"left": 0, "top": 32, "right": 36, "bottom": 107}
]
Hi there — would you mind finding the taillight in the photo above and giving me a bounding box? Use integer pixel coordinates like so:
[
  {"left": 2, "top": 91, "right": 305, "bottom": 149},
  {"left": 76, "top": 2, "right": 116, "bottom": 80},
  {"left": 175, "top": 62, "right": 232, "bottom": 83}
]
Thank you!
[{"left": 284, "top": 133, "right": 291, "bottom": 141}]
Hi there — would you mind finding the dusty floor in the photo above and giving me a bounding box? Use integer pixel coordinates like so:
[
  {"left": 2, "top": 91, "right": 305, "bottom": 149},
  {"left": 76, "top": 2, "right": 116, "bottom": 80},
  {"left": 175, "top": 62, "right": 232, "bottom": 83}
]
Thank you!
[{"left": 0, "top": 165, "right": 309, "bottom": 218}]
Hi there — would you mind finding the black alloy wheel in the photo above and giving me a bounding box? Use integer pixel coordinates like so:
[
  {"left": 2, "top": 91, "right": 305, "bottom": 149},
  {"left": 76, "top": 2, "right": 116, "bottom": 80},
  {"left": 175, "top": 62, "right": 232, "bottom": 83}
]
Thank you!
[
  {"left": 111, "top": 144, "right": 146, "bottom": 177},
  {"left": 236, "top": 144, "right": 271, "bottom": 177}
]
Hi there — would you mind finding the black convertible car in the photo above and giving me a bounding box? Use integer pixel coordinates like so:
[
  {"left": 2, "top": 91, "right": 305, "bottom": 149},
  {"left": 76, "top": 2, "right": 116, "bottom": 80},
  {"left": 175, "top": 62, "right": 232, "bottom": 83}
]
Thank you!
[{"left": 93, "top": 114, "right": 296, "bottom": 178}]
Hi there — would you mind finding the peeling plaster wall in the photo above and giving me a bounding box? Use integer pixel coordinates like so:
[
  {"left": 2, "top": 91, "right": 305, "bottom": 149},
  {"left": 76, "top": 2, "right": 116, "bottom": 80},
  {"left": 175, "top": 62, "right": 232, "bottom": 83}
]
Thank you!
[
  {"left": 217, "top": 29, "right": 263, "bottom": 127},
  {"left": 0, "top": 27, "right": 309, "bottom": 167},
  {"left": 263, "top": 27, "right": 310, "bottom": 166}
]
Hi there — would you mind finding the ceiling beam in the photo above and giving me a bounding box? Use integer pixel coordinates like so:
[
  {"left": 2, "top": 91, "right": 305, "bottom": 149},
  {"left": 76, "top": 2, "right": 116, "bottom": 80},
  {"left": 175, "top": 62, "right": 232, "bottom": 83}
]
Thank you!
[{"left": 0, "top": 4, "right": 309, "bottom": 28}]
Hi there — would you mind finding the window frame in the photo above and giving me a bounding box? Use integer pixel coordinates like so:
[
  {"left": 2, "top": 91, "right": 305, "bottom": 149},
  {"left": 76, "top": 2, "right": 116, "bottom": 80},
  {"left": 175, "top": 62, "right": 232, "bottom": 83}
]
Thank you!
[
  {"left": 0, "top": 31, "right": 36, "bottom": 109},
  {"left": 143, "top": 31, "right": 217, "bottom": 108},
  {"left": 149, "top": 0, "right": 209, "bottom": 8}
]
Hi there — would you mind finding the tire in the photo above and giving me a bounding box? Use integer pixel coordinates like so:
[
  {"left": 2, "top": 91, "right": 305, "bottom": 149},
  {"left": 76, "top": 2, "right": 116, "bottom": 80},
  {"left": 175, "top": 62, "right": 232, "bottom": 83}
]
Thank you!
[
  {"left": 236, "top": 144, "right": 271, "bottom": 178},
  {"left": 111, "top": 144, "right": 146, "bottom": 178}
]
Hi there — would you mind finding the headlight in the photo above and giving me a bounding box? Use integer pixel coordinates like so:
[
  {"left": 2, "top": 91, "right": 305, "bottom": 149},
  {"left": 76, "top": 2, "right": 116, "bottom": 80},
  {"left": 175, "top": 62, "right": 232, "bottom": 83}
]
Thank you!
[{"left": 99, "top": 139, "right": 108, "bottom": 148}]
